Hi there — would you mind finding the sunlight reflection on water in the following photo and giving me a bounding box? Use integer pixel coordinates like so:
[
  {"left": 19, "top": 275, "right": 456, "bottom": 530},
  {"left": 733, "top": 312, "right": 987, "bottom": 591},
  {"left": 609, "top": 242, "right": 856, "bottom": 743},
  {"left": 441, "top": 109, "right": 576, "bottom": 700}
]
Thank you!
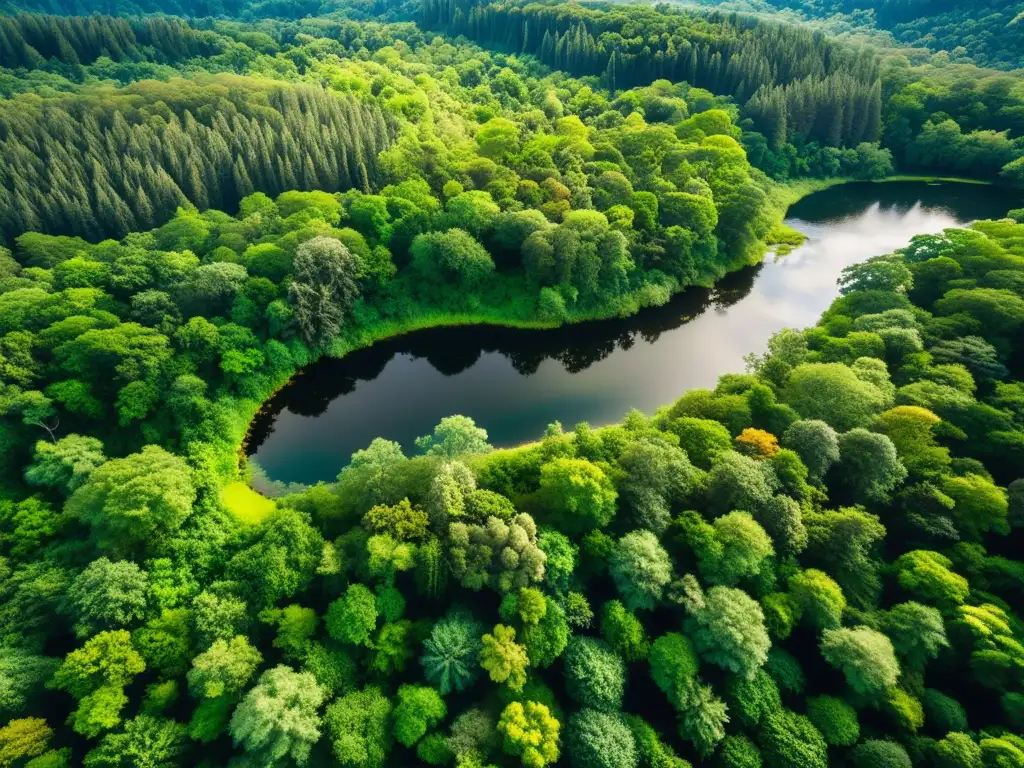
[{"left": 249, "top": 182, "right": 1018, "bottom": 484}]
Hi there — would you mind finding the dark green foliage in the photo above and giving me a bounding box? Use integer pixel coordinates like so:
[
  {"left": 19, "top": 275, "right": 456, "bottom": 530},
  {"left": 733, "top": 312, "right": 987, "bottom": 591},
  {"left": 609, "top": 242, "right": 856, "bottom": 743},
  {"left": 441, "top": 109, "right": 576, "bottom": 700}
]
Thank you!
[
  {"left": 851, "top": 740, "right": 912, "bottom": 768},
  {"left": 758, "top": 709, "right": 828, "bottom": 768},
  {"left": 668, "top": 417, "right": 733, "bottom": 469},
  {"left": 564, "top": 637, "right": 626, "bottom": 712},
  {"left": 625, "top": 715, "right": 690, "bottom": 768},
  {"left": 616, "top": 436, "right": 699, "bottom": 533},
  {"left": 226, "top": 508, "right": 324, "bottom": 610},
  {"left": 289, "top": 237, "right": 361, "bottom": 347},
  {"left": 649, "top": 632, "right": 699, "bottom": 709},
  {"left": 565, "top": 709, "right": 638, "bottom": 768},
  {"left": 717, "top": 735, "right": 763, "bottom": 768},
  {"left": 302, "top": 643, "right": 356, "bottom": 697},
  {"left": 921, "top": 689, "right": 969, "bottom": 735},
  {"left": 835, "top": 429, "right": 908, "bottom": 503},
  {"left": 725, "top": 670, "right": 781, "bottom": 730},
  {"left": 188, "top": 695, "right": 232, "bottom": 744},
  {"left": 0, "top": 650, "right": 59, "bottom": 718},
  {"left": 67, "top": 446, "right": 195, "bottom": 557},
  {"left": 417, "top": 732, "right": 453, "bottom": 765},
  {"left": 0, "top": 77, "right": 392, "bottom": 242},
  {"left": 66, "top": 558, "right": 148, "bottom": 638},
  {"left": 426, "top": 0, "right": 885, "bottom": 155},
  {"left": 881, "top": 602, "right": 948, "bottom": 671},
  {"left": 600, "top": 601, "right": 649, "bottom": 663},
  {"left": 805, "top": 696, "right": 859, "bottom": 747},
  {"left": 704, "top": 451, "right": 776, "bottom": 517},
  {"left": 564, "top": 592, "right": 594, "bottom": 629},
  {"left": 521, "top": 598, "right": 570, "bottom": 669},
  {"left": 0, "top": 7, "right": 1024, "bottom": 766}
]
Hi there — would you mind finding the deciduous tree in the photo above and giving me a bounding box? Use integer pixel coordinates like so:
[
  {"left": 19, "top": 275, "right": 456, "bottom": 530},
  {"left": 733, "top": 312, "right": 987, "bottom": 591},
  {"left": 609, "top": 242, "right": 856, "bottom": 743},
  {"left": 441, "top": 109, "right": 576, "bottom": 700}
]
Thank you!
[
  {"left": 393, "top": 685, "right": 446, "bottom": 748},
  {"left": 609, "top": 530, "right": 672, "bottom": 610},
  {"left": 480, "top": 624, "right": 529, "bottom": 691},
  {"left": 67, "top": 446, "right": 195, "bottom": 557},
  {"left": 498, "top": 701, "right": 560, "bottom": 768},
  {"left": 326, "top": 584, "right": 378, "bottom": 647},
  {"left": 229, "top": 666, "right": 325, "bottom": 767},
  {"left": 563, "top": 637, "right": 625, "bottom": 712},
  {"left": 820, "top": 626, "right": 900, "bottom": 699},
  {"left": 66, "top": 558, "right": 149, "bottom": 638},
  {"left": 24, "top": 434, "right": 106, "bottom": 495},
  {"left": 187, "top": 636, "right": 262, "bottom": 700},
  {"left": 539, "top": 458, "right": 618, "bottom": 534},
  {"left": 287, "top": 236, "right": 360, "bottom": 347},
  {"left": 323, "top": 687, "right": 393, "bottom": 768},
  {"left": 565, "top": 710, "right": 637, "bottom": 768},
  {"left": 683, "top": 578, "right": 770, "bottom": 680}
]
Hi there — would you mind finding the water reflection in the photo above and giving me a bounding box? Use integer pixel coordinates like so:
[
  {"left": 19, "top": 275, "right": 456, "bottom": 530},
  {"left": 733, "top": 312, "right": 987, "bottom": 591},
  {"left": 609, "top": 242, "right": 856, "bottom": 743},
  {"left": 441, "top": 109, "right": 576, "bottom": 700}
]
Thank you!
[
  {"left": 249, "top": 182, "right": 1020, "bottom": 484},
  {"left": 246, "top": 268, "right": 758, "bottom": 462}
]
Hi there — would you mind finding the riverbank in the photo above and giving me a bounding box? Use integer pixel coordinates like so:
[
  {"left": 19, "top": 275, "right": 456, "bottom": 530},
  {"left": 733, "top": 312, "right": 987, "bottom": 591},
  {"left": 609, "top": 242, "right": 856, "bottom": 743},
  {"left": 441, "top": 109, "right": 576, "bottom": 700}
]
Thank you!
[
  {"left": 877, "top": 174, "right": 995, "bottom": 185},
  {"left": 766, "top": 174, "right": 1001, "bottom": 255},
  {"left": 238, "top": 183, "right": 805, "bottom": 489},
  {"left": 237, "top": 177, "right": 1007, "bottom": 489},
  {"left": 284, "top": 174, "right": 1000, "bottom": 370},
  {"left": 238, "top": 293, "right": 684, "bottom": 493},
  {"left": 778, "top": 173, "right": 995, "bottom": 206},
  {"left": 765, "top": 178, "right": 854, "bottom": 254}
]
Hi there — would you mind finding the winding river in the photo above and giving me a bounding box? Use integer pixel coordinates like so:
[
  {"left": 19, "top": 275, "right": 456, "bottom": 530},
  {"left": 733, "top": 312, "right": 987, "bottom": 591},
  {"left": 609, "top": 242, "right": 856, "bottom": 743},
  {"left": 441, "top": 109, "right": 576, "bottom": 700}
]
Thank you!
[{"left": 247, "top": 181, "right": 1022, "bottom": 485}]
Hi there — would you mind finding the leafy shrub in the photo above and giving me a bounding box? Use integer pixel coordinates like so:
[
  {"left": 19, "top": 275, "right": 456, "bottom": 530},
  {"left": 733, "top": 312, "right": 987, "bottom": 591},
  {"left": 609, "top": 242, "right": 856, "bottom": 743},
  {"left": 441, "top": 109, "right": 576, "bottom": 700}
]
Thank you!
[{"left": 805, "top": 696, "right": 859, "bottom": 746}]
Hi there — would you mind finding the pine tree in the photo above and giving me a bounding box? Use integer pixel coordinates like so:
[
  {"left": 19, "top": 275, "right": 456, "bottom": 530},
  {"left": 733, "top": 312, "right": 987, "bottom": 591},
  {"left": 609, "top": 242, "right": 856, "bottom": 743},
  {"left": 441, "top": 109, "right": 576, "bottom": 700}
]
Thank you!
[{"left": 232, "top": 158, "right": 254, "bottom": 202}]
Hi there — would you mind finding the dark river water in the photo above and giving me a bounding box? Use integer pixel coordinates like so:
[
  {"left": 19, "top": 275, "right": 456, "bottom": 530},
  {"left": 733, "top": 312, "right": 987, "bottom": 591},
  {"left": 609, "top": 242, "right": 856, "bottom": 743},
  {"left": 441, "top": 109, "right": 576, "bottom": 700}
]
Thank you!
[{"left": 248, "top": 181, "right": 1021, "bottom": 485}]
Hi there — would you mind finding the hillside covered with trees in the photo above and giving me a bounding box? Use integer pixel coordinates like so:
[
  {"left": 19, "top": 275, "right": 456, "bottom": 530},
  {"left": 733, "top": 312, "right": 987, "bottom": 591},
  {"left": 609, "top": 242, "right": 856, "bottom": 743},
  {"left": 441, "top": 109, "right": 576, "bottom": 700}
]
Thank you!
[
  {"left": 0, "top": 9, "right": 893, "bottom": 244},
  {"left": 420, "top": 0, "right": 1024, "bottom": 185},
  {"left": 0, "top": 1, "right": 1022, "bottom": 247},
  {"left": 691, "top": 0, "right": 1024, "bottom": 71},
  {"left": 1, "top": 0, "right": 1024, "bottom": 766}
]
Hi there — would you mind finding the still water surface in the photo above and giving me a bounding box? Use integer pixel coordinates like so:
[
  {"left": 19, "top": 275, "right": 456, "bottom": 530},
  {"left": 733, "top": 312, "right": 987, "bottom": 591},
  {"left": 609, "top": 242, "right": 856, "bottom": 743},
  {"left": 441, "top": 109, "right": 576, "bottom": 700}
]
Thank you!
[{"left": 248, "top": 182, "right": 1021, "bottom": 484}]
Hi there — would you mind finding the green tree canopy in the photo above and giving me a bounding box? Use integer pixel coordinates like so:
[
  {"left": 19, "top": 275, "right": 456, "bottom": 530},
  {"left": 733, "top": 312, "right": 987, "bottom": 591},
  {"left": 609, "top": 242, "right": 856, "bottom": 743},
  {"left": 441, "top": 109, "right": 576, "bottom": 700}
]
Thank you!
[
  {"left": 66, "top": 445, "right": 195, "bottom": 557},
  {"left": 229, "top": 665, "right": 325, "bottom": 767}
]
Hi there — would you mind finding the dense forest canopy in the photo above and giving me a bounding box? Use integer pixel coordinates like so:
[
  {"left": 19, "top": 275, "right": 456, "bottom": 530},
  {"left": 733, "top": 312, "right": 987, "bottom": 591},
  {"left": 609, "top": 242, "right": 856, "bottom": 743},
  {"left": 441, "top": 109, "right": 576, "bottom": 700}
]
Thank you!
[
  {"left": 691, "top": 0, "right": 1024, "bottom": 71},
  {"left": 421, "top": 0, "right": 886, "bottom": 146},
  {"left": 0, "top": 1, "right": 1022, "bottom": 244},
  {"left": 0, "top": 76, "right": 393, "bottom": 240},
  {"left": 1, "top": 0, "right": 1024, "bottom": 766},
  {"left": 420, "top": 0, "right": 1024, "bottom": 183},
  {"left": 0, "top": 0, "right": 321, "bottom": 20},
  {"left": 2, "top": 192, "right": 1024, "bottom": 766},
  {"left": 0, "top": 11, "right": 812, "bottom": 245},
  {"left": 0, "top": 67, "right": 792, "bottom": 470}
]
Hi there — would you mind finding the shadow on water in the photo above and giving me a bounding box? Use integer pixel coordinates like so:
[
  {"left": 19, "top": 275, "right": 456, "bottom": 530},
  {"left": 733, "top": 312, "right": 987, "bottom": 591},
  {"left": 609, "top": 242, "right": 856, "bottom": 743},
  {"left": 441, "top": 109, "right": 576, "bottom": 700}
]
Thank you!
[
  {"left": 248, "top": 181, "right": 1022, "bottom": 484},
  {"left": 247, "top": 267, "right": 757, "bottom": 438}
]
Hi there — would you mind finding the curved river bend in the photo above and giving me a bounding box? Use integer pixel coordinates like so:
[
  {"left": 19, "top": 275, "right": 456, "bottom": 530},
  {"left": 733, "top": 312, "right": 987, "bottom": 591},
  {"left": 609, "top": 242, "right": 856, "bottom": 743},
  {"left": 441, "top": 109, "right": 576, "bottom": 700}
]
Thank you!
[{"left": 248, "top": 181, "right": 1021, "bottom": 485}]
